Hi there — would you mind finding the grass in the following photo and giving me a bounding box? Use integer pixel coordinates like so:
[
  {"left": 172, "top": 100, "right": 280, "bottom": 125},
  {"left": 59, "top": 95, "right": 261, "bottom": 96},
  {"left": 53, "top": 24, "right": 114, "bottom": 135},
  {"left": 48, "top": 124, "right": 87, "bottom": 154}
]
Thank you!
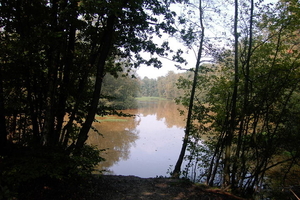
[
  {"left": 95, "top": 115, "right": 128, "bottom": 122},
  {"left": 135, "top": 96, "right": 167, "bottom": 101},
  {"left": 98, "top": 118, "right": 127, "bottom": 122}
]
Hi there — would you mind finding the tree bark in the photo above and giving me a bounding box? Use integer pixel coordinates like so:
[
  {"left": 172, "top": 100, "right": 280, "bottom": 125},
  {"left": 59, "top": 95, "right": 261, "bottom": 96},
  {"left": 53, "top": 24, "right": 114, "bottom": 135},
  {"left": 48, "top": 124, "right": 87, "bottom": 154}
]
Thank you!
[
  {"left": 0, "top": 65, "right": 7, "bottom": 153},
  {"left": 74, "top": 14, "right": 117, "bottom": 151},
  {"left": 54, "top": 0, "right": 77, "bottom": 146},
  {"left": 223, "top": 0, "right": 239, "bottom": 188},
  {"left": 232, "top": 0, "right": 254, "bottom": 190},
  {"left": 172, "top": 0, "right": 205, "bottom": 178}
]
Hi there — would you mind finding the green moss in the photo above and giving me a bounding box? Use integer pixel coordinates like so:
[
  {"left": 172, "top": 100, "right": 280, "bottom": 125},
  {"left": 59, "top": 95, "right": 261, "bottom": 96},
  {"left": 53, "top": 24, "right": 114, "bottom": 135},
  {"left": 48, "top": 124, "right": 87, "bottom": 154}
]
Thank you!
[
  {"left": 135, "top": 96, "right": 167, "bottom": 101},
  {"left": 95, "top": 115, "right": 128, "bottom": 122},
  {"left": 98, "top": 118, "right": 127, "bottom": 122}
]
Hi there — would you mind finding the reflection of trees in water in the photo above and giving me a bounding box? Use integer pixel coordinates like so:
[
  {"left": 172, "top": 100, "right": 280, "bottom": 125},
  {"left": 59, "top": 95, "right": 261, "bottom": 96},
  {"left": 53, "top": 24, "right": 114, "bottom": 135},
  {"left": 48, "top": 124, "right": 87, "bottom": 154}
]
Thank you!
[
  {"left": 137, "top": 101, "right": 159, "bottom": 116},
  {"left": 138, "top": 100, "right": 186, "bottom": 128},
  {"left": 87, "top": 100, "right": 184, "bottom": 172},
  {"left": 87, "top": 114, "right": 140, "bottom": 171},
  {"left": 157, "top": 101, "right": 186, "bottom": 128}
]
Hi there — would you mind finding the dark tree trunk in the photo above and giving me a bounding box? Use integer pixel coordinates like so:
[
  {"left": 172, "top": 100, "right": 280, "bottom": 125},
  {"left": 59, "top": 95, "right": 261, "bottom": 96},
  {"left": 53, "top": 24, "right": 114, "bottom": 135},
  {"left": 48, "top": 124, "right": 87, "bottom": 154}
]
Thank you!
[
  {"left": 74, "top": 14, "right": 117, "bottom": 151},
  {"left": 0, "top": 65, "right": 7, "bottom": 153},
  {"left": 223, "top": 0, "right": 239, "bottom": 188},
  {"left": 172, "top": 0, "right": 205, "bottom": 178},
  {"left": 232, "top": 0, "right": 254, "bottom": 191},
  {"left": 54, "top": 0, "right": 76, "bottom": 146}
]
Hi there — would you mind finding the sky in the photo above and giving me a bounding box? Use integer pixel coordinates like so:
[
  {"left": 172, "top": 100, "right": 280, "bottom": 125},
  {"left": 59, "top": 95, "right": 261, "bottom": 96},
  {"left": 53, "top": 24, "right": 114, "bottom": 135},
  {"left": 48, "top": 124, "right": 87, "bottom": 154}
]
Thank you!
[
  {"left": 135, "top": 30, "right": 198, "bottom": 79},
  {"left": 135, "top": 0, "right": 277, "bottom": 79},
  {"left": 136, "top": 3, "right": 196, "bottom": 79},
  {"left": 136, "top": 65, "right": 181, "bottom": 79},
  {"left": 136, "top": 51, "right": 194, "bottom": 79},
  {"left": 135, "top": 0, "right": 223, "bottom": 79},
  {"left": 136, "top": 42, "right": 198, "bottom": 79}
]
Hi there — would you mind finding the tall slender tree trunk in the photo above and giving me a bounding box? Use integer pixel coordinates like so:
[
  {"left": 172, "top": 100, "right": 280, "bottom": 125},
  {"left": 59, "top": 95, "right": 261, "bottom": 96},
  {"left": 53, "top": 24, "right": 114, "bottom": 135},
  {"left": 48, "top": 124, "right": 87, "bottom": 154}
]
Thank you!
[
  {"left": 172, "top": 0, "right": 205, "bottom": 178},
  {"left": 54, "top": 0, "right": 77, "bottom": 146},
  {"left": 74, "top": 14, "right": 117, "bottom": 151},
  {"left": 0, "top": 65, "right": 7, "bottom": 152},
  {"left": 223, "top": 0, "right": 239, "bottom": 188},
  {"left": 232, "top": 0, "right": 254, "bottom": 190}
]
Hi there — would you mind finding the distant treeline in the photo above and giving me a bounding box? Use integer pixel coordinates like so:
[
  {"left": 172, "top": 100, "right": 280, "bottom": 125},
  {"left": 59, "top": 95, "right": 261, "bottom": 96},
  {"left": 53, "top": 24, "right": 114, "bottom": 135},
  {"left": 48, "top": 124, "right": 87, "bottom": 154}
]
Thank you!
[
  {"left": 101, "top": 70, "right": 192, "bottom": 109},
  {"left": 139, "top": 71, "right": 191, "bottom": 99}
]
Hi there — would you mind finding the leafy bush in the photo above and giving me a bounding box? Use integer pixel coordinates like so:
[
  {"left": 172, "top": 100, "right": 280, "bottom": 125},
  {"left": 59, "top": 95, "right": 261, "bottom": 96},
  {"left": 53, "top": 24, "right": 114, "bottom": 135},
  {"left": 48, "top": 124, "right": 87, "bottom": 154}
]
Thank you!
[{"left": 0, "top": 144, "right": 104, "bottom": 199}]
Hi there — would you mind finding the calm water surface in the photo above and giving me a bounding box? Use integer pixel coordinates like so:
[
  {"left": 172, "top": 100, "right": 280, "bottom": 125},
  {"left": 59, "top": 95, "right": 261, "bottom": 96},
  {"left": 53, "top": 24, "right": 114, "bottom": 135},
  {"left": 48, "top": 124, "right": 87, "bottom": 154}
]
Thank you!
[{"left": 87, "top": 100, "right": 186, "bottom": 178}]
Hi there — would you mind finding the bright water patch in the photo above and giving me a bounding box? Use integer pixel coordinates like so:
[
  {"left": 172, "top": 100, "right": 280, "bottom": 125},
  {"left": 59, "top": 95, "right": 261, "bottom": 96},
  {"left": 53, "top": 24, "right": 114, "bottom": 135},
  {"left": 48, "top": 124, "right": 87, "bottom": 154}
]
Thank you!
[{"left": 87, "top": 100, "right": 186, "bottom": 178}]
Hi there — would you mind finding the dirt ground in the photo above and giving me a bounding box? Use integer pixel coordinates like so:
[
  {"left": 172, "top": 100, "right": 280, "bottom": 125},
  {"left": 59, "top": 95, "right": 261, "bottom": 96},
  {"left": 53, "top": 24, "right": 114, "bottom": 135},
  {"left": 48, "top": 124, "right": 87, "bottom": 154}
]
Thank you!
[{"left": 88, "top": 175, "right": 246, "bottom": 200}]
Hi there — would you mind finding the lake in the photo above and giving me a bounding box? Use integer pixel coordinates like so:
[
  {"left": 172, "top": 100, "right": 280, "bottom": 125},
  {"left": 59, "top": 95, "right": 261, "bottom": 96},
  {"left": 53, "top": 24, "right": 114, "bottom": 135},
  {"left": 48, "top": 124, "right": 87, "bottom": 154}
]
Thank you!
[{"left": 87, "top": 100, "right": 187, "bottom": 178}]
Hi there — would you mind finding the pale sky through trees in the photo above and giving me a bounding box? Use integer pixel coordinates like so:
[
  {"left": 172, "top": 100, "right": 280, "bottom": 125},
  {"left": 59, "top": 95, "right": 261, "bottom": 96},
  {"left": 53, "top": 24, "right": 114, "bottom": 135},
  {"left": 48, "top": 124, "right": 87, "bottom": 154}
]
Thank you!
[
  {"left": 136, "top": 31, "right": 191, "bottom": 79},
  {"left": 136, "top": 0, "right": 277, "bottom": 79},
  {"left": 136, "top": 55, "right": 189, "bottom": 79},
  {"left": 136, "top": 2, "right": 195, "bottom": 79}
]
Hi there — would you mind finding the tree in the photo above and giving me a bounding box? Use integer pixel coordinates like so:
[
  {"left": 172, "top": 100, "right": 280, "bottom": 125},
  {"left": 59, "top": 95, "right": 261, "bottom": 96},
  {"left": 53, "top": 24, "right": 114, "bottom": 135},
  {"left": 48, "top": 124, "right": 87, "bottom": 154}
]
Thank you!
[
  {"left": 222, "top": 0, "right": 239, "bottom": 188},
  {"left": 0, "top": 0, "right": 183, "bottom": 196},
  {"left": 156, "top": 71, "right": 183, "bottom": 99},
  {"left": 101, "top": 70, "right": 140, "bottom": 109},
  {"left": 176, "top": 0, "right": 300, "bottom": 197},
  {"left": 0, "top": 0, "right": 179, "bottom": 150},
  {"left": 140, "top": 77, "right": 159, "bottom": 97},
  {"left": 172, "top": 0, "right": 205, "bottom": 178}
]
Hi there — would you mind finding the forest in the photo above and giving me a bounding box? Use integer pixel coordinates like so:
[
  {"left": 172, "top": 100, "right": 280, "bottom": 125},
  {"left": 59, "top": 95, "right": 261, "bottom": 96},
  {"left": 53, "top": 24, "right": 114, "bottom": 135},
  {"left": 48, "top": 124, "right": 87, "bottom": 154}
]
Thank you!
[
  {"left": 139, "top": 71, "right": 189, "bottom": 99},
  {"left": 0, "top": 0, "right": 300, "bottom": 199},
  {"left": 101, "top": 70, "right": 188, "bottom": 110}
]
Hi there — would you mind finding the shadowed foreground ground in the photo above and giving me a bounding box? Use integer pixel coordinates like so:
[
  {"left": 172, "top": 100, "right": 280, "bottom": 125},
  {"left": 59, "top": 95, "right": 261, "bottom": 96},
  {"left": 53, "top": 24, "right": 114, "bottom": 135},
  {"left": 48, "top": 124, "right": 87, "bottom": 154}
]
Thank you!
[{"left": 88, "top": 175, "right": 245, "bottom": 200}]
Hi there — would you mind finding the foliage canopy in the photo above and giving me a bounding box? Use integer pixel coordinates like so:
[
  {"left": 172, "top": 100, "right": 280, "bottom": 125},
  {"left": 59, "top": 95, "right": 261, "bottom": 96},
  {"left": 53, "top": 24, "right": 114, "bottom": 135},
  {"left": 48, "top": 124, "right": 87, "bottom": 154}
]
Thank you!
[
  {"left": 174, "top": 0, "right": 300, "bottom": 198},
  {"left": 0, "top": 0, "right": 182, "bottom": 198}
]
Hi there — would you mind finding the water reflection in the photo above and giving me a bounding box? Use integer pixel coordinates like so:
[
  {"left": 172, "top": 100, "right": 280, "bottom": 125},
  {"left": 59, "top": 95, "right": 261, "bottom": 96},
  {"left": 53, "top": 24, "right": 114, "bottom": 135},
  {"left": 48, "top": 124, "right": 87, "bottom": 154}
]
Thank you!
[
  {"left": 87, "top": 100, "right": 186, "bottom": 178},
  {"left": 139, "top": 100, "right": 186, "bottom": 128},
  {"left": 87, "top": 114, "right": 140, "bottom": 170}
]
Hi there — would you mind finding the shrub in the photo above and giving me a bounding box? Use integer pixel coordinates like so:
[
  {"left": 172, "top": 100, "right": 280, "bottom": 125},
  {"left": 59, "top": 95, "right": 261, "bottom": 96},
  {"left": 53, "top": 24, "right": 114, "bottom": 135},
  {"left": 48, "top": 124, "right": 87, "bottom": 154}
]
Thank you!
[{"left": 0, "top": 144, "right": 104, "bottom": 199}]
